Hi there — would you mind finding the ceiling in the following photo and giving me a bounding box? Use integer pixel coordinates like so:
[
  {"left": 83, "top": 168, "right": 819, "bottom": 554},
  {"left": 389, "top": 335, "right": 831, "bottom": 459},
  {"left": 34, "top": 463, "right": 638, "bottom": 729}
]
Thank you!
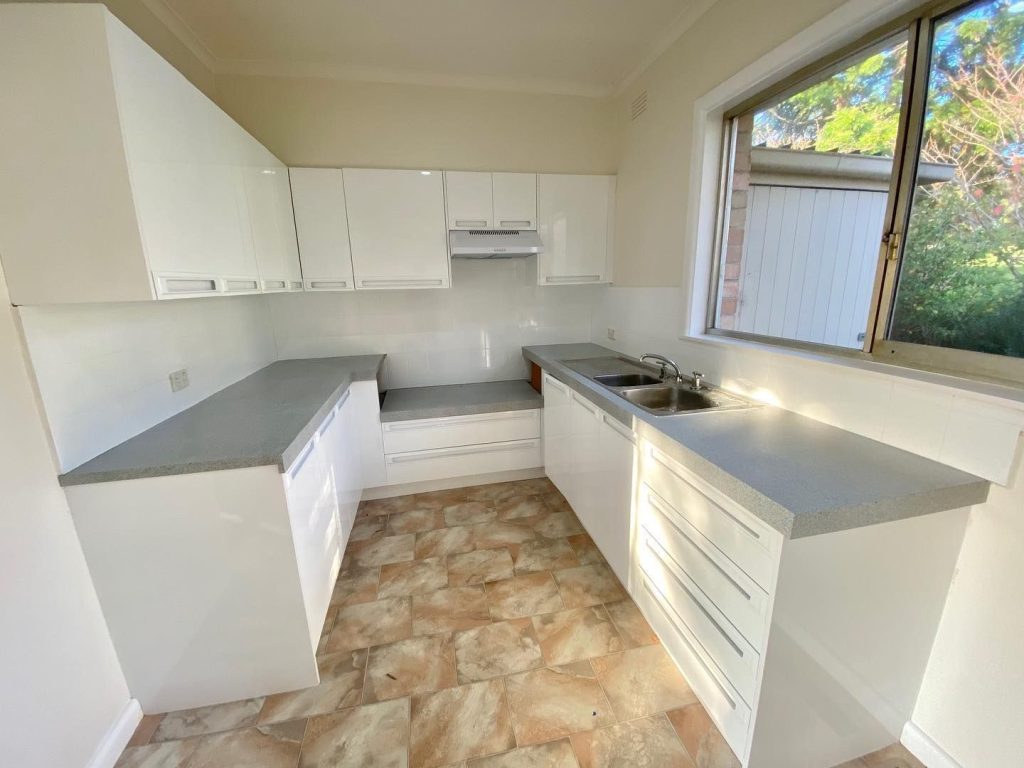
[{"left": 143, "top": 0, "right": 715, "bottom": 97}]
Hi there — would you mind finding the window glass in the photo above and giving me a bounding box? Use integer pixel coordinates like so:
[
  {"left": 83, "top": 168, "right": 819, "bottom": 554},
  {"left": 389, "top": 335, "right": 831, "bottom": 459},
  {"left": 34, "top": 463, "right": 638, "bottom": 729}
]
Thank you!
[
  {"left": 890, "top": 0, "right": 1024, "bottom": 359},
  {"left": 715, "top": 36, "right": 908, "bottom": 349}
]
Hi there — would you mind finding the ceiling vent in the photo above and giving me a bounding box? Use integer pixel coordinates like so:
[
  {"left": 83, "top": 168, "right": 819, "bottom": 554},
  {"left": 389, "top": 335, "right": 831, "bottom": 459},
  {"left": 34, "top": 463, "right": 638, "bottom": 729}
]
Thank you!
[{"left": 631, "top": 90, "right": 648, "bottom": 121}]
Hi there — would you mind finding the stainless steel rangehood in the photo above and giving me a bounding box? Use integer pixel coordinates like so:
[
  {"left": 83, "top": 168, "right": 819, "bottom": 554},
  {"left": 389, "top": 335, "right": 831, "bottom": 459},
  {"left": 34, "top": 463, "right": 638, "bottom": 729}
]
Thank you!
[{"left": 449, "top": 229, "right": 543, "bottom": 258}]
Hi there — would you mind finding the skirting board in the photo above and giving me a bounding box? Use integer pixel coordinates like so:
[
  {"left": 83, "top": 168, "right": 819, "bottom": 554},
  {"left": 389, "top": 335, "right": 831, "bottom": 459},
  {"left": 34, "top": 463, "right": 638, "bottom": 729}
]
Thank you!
[
  {"left": 87, "top": 698, "right": 142, "bottom": 768},
  {"left": 901, "top": 721, "right": 963, "bottom": 768},
  {"left": 362, "top": 466, "right": 545, "bottom": 500}
]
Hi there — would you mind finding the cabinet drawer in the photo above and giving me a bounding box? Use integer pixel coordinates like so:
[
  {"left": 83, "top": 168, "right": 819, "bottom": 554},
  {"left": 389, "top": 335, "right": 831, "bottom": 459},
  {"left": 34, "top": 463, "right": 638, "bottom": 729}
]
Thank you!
[
  {"left": 641, "top": 442, "right": 780, "bottom": 589},
  {"left": 382, "top": 410, "right": 540, "bottom": 454},
  {"left": 639, "top": 486, "right": 770, "bottom": 648},
  {"left": 635, "top": 572, "right": 750, "bottom": 762},
  {"left": 637, "top": 527, "right": 760, "bottom": 705},
  {"left": 386, "top": 439, "right": 542, "bottom": 485}
]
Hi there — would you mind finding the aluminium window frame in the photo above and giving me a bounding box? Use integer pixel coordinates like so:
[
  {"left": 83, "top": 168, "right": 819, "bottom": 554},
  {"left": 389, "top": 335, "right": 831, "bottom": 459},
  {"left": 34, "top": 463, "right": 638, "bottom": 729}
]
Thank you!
[{"left": 705, "top": 0, "right": 1024, "bottom": 387}]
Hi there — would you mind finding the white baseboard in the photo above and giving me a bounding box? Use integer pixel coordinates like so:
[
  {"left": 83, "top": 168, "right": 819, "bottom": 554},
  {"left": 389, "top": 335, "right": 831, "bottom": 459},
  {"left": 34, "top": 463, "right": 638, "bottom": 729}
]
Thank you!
[
  {"left": 901, "top": 721, "right": 963, "bottom": 768},
  {"left": 87, "top": 698, "right": 142, "bottom": 768},
  {"left": 362, "top": 467, "right": 545, "bottom": 500}
]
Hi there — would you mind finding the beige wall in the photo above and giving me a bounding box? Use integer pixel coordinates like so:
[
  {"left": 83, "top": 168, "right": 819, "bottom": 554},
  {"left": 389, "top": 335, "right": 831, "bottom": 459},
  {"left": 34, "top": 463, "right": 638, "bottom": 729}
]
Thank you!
[
  {"left": 214, "top": 73, "right": 616, "bottom": 172},
  {"left": 610, "top": 0, "right": 848, "bottom": 286}
]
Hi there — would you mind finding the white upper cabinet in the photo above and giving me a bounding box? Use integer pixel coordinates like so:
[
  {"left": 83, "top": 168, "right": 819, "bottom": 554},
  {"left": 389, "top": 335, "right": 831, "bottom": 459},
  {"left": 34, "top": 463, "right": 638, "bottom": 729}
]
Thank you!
[
  {"left": 0, "top": 4, "right": 296, "bottom": 304},
  {"left": 492, "top": 173, "right": 537, "bottom": 229},
  {"left": 241, "top": 136, "right": 302, "bottom": 293},
  {"left": 537, "top": 174, "right": 616, "bottom": 286},
  {"left": 289, "top": 168, "right": 355, "bottom": 292},
  {"left": 343, "top": 169, "right": 450, "bottom": 290},
  {"left": 445, "top": 172, "right": 493, "bottom": 230},
  {"left": 445, "top": 172, "right": 537, "bottom": 230}
]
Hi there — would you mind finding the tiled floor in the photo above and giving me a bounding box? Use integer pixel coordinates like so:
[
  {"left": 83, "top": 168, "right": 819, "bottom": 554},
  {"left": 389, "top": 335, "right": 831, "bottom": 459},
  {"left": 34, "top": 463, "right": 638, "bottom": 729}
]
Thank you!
[{"left": 116, "top": 477, "right": 927, "bottom": 768}]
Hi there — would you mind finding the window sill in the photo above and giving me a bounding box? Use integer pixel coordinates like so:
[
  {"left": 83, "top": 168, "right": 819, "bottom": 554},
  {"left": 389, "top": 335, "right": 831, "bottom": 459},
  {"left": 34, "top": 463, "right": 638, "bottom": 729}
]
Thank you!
[{"left": 685, "top": 331, "right": 1024, "bottom": 407}]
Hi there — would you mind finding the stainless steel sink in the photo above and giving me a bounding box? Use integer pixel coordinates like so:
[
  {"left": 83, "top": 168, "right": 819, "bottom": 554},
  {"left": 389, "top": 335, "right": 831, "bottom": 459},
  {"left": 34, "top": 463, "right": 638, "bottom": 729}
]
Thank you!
[
  {"left": 618, "top": 384, "right": 720, "bottom": 413},
  {"left": 593, "top": 372, "right": 662, "bottom": 387}
]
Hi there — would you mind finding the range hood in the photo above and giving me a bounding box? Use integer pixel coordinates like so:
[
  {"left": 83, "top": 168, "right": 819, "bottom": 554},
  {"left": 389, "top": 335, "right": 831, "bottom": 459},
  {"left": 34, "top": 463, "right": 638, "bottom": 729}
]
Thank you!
[{"left": 449, "top": 229, "right": 543, "bottom": 258}]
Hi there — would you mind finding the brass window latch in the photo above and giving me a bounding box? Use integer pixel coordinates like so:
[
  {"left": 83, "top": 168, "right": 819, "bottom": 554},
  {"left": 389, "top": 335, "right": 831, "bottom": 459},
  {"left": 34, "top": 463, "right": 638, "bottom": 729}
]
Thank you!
[{"left": 883, "top": 231, "right": 902, "bottom": 262}]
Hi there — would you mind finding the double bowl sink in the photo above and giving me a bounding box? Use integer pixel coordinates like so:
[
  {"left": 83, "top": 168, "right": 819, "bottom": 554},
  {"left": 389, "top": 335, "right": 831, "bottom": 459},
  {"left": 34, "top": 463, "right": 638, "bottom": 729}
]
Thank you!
[{"left": 565, "top": 357, "right": 750, "bottom": 416}]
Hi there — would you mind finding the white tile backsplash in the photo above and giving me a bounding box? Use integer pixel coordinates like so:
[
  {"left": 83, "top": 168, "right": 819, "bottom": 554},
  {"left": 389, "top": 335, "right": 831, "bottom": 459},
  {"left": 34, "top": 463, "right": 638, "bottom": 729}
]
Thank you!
[
  {"left": 269, "top": 258, "right": 600, "bottom": 389},
  {"left": 20, "top": 295, "right": 277, "bottom": 472}
]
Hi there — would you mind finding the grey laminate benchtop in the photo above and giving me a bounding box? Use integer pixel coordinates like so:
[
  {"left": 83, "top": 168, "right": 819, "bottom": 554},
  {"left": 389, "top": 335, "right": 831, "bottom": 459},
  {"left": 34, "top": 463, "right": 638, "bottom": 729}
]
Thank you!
[
  {"left": 523, "top": 343, "right": 990, "bottom": 539},
  {"left": 380, "top": 380, "right": 542, "bottom": 423},
  {"left": 59, "top": 355, "right": 385, "bottom": 487}
]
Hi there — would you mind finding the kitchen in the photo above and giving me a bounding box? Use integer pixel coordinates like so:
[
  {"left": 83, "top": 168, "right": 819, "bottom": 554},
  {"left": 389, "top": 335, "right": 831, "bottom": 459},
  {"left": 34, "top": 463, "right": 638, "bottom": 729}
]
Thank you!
[{"left": 1, "top": 2, "right": 1023, "bottom": 768}]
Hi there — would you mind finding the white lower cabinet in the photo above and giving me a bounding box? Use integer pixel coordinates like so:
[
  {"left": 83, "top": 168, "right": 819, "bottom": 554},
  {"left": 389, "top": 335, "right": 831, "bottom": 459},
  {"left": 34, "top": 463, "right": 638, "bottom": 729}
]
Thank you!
[{"left": 542, "top": 373, "right": 573, "bottom": 493}]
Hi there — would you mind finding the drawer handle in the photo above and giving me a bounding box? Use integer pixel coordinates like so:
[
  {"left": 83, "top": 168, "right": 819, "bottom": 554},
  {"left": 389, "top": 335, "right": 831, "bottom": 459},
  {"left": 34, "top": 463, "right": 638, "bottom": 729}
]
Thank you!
[
  {"left": 499, "top": 220, "right": 532, "bottom": 228},
  {"left": 287, "top": 438, "right": 317, "bottom": 479},
  {"left": 650, "top": 450, "right": 762, "bottom": 541},
  {"left": 384, "top": 411, "right": 536, "bottom": 431},
  {"left": 319, "top": 408, "right": 337, "bottom": 434},
  {"left": 543, "top": 374, "right": 568, "bottom": 394},
  {"left": 572, "top": 393, "right": 600, "bottom": 416},
  {"left": 544, "top": 275, "right": 601, "bottom": 284},
  {"left": 335, "top": 388, "right": 351, "bottom": 411},
  {"left": 642, "top": 577, "right": 737, "bottom": 711},
  {"left": 646, "top": 491, "right": 751, "bottom": 601},
  {"left": 389, "top": 440, "right": 538, "bottom": 463},
  {"left": 644, "top": 535, "right": 746, "bottom": 660},
  {"left": 602, "top": 413, "right": 635, "bottom": 442}
]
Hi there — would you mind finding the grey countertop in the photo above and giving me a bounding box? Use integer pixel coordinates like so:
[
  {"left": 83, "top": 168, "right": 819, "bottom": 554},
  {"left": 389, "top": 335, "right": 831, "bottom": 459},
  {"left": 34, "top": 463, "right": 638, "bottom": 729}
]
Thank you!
[
  {"left": 59, "top": 355, "right": 385, "bottom": 487},
  {"left": 380, "top": 380, "right": 542, "bottom": 422},
  {"left": 523, "top": 343, "right": 990, "bottom": 539}
]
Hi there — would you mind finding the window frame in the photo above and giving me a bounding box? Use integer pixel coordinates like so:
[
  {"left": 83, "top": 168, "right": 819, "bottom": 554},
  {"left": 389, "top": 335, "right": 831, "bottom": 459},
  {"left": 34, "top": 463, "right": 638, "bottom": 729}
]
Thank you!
[{"left": 704, "top": 0, "right": 1024, "bottom": 387}]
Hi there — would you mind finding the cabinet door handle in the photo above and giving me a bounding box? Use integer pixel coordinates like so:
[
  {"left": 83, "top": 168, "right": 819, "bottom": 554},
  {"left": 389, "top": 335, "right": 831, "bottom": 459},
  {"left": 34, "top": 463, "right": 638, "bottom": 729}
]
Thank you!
[
  {"left": 262, "top": 279, "right": 287, "bottom": 291},
  {"left": 602, "top": 413, "right": 635, "bottom": 442},
  {"left": 455, "top": 219, "right": 488, "bottom": 228},
  {"left": 499, "top": 220, "right": 532, "bottom": 228},
  {"left": 572, "top": 393, "right": 600, "bottom": 417},
  {"left": 359, "top": 279, "right": 445, "bottom": 288},
  {"left": 335, "top": 388, "right": 351, "bottom": 411},
  {"left": 384, "top": 411, "right": 535, "bottom": 431},
  {"left": 389, "top": 439, "right": 538, "bottom": 463},
  {"left": 307, "top": 280, "right": 348, "bottom": 290},
  {"left": 544, "top": 275, "right": 601, "bottom": 284},
  {"left": 287, "top": 438, "right": 317, "bottom": 478},
  {"left": 543, "top": 374, "right": 568, "bottom": 394},
  {"left": 223, "top": 278, "right": 259, "bottom": 293}
]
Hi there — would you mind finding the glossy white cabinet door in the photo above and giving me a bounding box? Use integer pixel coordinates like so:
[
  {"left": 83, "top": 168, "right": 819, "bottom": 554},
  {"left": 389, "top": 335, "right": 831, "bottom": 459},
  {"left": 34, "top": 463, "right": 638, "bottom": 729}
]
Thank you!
[
  {"left": 445, "top": 171, "right": 493, "bottom": 229},
  {"left": 568, "top": 392, "right": 602, "bottom": 523},
  {"left": 537, "top": 174, "right": 615, "bottom": 285},
  {"left": 542, "top": 373, "right": 573, "bottom": 497},
  {"left": 349, "top": 380, "right": 388, "bottom": 488},
  {"left": 243, "top": 138, "right": 303, "bottom": 292},
  {"left": 290, "top": 167, "right": 355, "bottom": 291},
  {"left": 493, "top": 173, "right": 537, "bottom": 229},
  {"left": 596, "top": 414, "right": 635, "bottom": 584},
  {"left": 343, "top": 168, "right": 450, "bottom": 289}
]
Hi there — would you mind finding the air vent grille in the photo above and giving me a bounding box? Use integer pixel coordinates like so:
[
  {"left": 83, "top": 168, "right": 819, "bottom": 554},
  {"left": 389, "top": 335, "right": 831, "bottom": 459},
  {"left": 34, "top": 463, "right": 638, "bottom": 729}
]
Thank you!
[
  {"left": 631, "top": 90, "right": 648, "bottom": 121},
  {"left": 468, "top": 230, "right": 521, "bottom": 235}
]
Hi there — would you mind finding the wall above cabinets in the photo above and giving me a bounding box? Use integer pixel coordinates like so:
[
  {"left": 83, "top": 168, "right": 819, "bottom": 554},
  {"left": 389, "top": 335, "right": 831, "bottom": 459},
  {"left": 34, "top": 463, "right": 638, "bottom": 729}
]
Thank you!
[{"left": 0, "top": 4, "right": 301, "bottom": 306}]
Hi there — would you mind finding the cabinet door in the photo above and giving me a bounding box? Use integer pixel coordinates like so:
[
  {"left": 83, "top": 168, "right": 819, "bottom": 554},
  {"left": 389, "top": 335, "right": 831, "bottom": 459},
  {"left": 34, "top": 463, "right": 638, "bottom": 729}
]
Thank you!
[
  {"left": 349, "top": 380, "right": 387, "bottom": 488},
  {"left": 290, "top": 167, "right": 354, "bottom": 291},
  {"left": 243, "top": 139, "right": 301, "bottom": 292},
  {"left": 596, "top": 414, "right": 635, "bottom": 584},
  {"left": 542, "top": 373, "right": 573, "bottom": 499},
  {"left": 493, "top": 173, "right": 537, "bottom": 229},
  {"left": 343, "top": 168, "right": 450, "bottom": 289},
  {"left": 445, "top": 171, "right": 493, "bottom": 229},
  {"left": 537, "top": 174, "right": 615, "bottom": 285},
  {"left": 569, "top": 392, "right": 602, "bottom": 520}
]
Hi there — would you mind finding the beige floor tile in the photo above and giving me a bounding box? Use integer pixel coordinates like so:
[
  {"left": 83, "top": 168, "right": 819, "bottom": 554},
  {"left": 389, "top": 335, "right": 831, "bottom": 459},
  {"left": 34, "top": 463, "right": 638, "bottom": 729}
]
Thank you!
[
  {"left": 542, "top": 493, "right": 573, "bottom": 515},
  {"left": 858, "top": 744, "right": 927, "bottom": 768},
  {"left": 454, "top": 618, "right": 543, "bottom": 683},
  {"left": 300, "top": 699, "right": 410, "bottom": 768},
  {"left": 379, "top": 557, "right": 449, "bottom": 598},
  {"left": 444, "top": 501, "right": 498, "bottom": 526},
  {"left": 389, "top": 508, "right": 447, "bottom": 535},
  {"left": 127, "top": 714, "right": 165, "bottom": 747},
  {"left": 326, "top": 597, "right": 413, "bottom": 654},
  {"left": 504, "top": 666, "right": 615, "bottom": 746},
  {"left": 410, "top": 680, "right": 515, "bottom": 768},
  {"left": 350, "top": 516, "right": 388, "bottom": 542},
  {"left": 152, "top": 698, "right": 263, "bottom": 742},
  {"left": 115, "top": 739, "right": 199, "bottom": 768},
  {"left": 448, "top": 548, "right": 515, "bottom": 587},
  {"left": 494, "top": 496, "right": 550, "bottom": 521},
  {"left": 513, "top": 539, "right": 580, "bottom": 574},
  {"left": 832, "top": 760, "right": 871, "bottom": 768},
  {"left": 419, "top": 487, "right": 477, "bottom": 506},
  {"left": 320, "top": 606, "right": 338, "bottom": 639},
  {"left": 572, "top": 715, "right": 693, "bottom": 768},
  {"left": 666, "top": 703, "right": 740, "bottom": 768},
  {"left": 184, "top": 720, "right": 305, "bottom": 768},
  {"left": 470, "top": 521, "right": 537, "bottom": 550},
  {"left": 259, "top": 650, "right": 367, "bottom": 724},
  {"left": 532, "top": 606, "right": 624, "bottom": 665},
  {"left": 566, "top": 534, "right": 605, "bottom": 566},
  {"left": 553, "top": 564, "right": 626, "bottom": 609},
  {"left": 532, "top": 512, "right": 585, "bottom": 539},
  {"left": 591, "top": 645, "right": 696, "bottom": 720},
  {"left": 485, "top": 572, "right": 564, "bottom": 620},
  {"left": 467, "top": 739, "right": 578, "bottom": 767},
  {"left": 463, "top": 481, "right": 522, "bottom": 503},
  {"left": 330, "top": 565, "right": 380, "bottom": 608},
  {"left": 345, "top": 534, "right": 416, "bottom": 568},
  {"left": 361, "top": 494, "right": 439, "bottom": 517},
  {"left": 413, "top": 586, "right": 492, "bottom": 636},
  {"left": 516, "top": 477, "right": 558, "bottom": 496},
  {"left": 603, "top": 600, "right": 658, "bottom": 648},
  {"left": 416, "top": 526, "right": 477, "bottom": 559},
  {"left": 364, "top": 634, "right": 457, "bottom": 703}
]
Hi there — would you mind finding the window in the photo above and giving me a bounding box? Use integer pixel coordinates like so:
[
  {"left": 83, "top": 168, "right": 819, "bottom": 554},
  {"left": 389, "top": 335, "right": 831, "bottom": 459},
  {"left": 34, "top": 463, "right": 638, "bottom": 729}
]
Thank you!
[{"left": 710, "top": 0, "right": 1024, "bottom": 384}]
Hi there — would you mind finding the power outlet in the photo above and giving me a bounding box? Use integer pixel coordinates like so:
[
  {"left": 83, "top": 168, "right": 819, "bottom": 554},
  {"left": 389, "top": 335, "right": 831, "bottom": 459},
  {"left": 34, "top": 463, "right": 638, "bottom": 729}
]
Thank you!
[
  {"left": 169, "top": 368, "right": 190, "bottom": 393},
  {"left": 607, "top": 328, "right": 616, "bottom": 341}
]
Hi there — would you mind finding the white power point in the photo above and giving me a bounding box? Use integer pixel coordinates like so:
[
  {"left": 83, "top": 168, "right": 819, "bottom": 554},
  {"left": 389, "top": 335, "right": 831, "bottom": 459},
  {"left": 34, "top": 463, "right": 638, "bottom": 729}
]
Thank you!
[
  {"left": 607, "top": 328, "right": 616, "bottom": 341},
  {"left": 169, "top": 368, "right": 190, "bottom": 393}
]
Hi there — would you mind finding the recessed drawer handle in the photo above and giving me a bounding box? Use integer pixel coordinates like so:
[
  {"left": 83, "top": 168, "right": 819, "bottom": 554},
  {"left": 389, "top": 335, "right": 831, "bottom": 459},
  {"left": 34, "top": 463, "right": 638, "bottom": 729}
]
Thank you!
[
  {"left": 335, "top": 388, "right": 351, "bottom": 411},
  {"left": 455, "top": 219, "right": 488, "bottom": 228},
  {"left": 643, "top": 577, "right": 737, "bottom": 711},
  {"left": 223, "top": 279, "right": 258, "bottom": 292},
  {"left": 360, "top": 279, "right": 444, "bottom": 288},
  {"left": 650, "top": 450, "right": 761, "bottom": 541},
  {"left": 389, "top": 440, "right": 538, "bottom": 463},
  {"left": 646, "top": 491, "right": 751, "bottom": 600},
  {"left": 499, "top": 220, "right": 532, "bottom": 228},
  {"left": 319, "top": 408, "right": 337, "bottom": 435},
  {"left": 262, "top": 279, "right": 287, "bottom": 291},
  {"left": 287, "top": 438, "right": 316, "bottom": 478},
  {"left": 602, "top": 413, "right": 635, "bottom": 442},
  {"left": 384, "top": 411, "right": 536, "bottom": 431},
  {"left": 572, "top": 394, "right": 600, "bottom": 416},
  {"left": 308, "top": 280, "right": 349, "bottom": 289},
  {"left": 544, "top": 275, "right": 601, "bottom": 283},
  {"left": 645, "top": 535, "right": 746, "bottom": 659},
  {"left": 543, "top": 374, "right": 568, "bottom": 394}
]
